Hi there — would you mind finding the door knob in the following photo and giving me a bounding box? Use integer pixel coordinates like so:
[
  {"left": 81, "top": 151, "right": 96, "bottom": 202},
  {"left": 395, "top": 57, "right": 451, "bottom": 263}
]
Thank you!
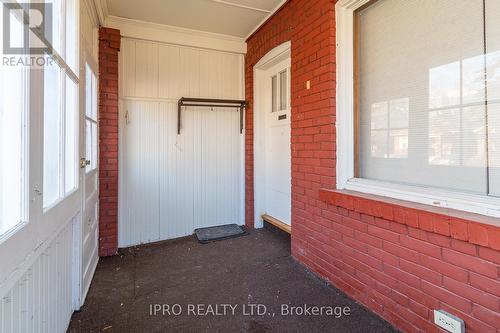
[{"left": 80, "top": 158, "right": 91, "bottom": 169}]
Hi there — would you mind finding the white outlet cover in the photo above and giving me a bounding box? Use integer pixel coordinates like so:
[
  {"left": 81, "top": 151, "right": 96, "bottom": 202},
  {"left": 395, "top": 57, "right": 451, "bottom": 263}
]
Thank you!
[{"left": 434, "top": 310, "right": 465, "bottom": 333}]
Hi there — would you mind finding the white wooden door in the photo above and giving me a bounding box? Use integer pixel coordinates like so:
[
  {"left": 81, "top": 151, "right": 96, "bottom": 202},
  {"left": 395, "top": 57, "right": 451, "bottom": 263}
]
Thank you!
[
  {"left": 118, "top": 39, "right": 244, "bottom": 247},
  {"left": 264, "top": 60, "right": 292, "bottom": 225},
  {"left": 80, "top": 59, "right": 99, "bottom": 301}
]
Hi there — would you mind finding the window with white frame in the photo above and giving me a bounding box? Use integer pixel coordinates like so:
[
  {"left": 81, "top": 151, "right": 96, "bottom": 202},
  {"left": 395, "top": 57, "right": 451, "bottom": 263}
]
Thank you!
[
  {"left": 271, "top": 68, "right": 290, "bottom": 112},
  {"left": 85, "top": 64, "right": 98, "bottom": 172},
  {"left": 0, "top": 9, "right": 28, "bottom": 238},
  {"left": 336, "top": 0, "right": 500, "bottom": 217},
  {"left": 43, "top": 0, "right": 79, "bottom": 208}
]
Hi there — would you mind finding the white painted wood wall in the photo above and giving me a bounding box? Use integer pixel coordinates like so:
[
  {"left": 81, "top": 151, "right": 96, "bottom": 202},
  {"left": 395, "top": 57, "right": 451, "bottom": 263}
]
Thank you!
[
  {"left": 0, "top": 222, "right": 74, "bottom": 333},
  {"left": 118, "top": 38, "right": 245, "bottom": 246}
]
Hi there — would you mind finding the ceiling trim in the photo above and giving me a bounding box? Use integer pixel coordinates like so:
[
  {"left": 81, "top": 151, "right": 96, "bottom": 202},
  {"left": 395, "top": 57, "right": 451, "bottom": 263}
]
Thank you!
[
  {"left": 105, "top": 15, "right": 247, "bottom": 54},
  {"left": 93, "top": 0, "right": 109, "bottom": 26},
  {"left": 208, "top": 0, "right": 271, "bottom": 14},
  {"left": 245, "top": 0, "right": 289, "bottom": 40},
  {"left": 83, "top": 0, "right": 100, "bottom": 27}
]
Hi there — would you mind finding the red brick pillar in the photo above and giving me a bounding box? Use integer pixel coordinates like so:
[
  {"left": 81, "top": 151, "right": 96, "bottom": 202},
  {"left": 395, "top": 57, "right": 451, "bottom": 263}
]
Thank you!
[{"left": 98, "top": 27, "right": 120, "bottom": 256}]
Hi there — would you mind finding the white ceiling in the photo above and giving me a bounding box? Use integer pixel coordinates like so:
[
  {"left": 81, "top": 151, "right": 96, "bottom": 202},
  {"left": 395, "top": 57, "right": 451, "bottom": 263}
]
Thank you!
[{"left": 105, "top": 0, "right": 284, "bottom": 38}]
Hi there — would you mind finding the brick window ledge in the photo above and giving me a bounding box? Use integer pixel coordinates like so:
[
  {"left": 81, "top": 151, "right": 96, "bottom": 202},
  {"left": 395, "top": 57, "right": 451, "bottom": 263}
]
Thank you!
[{"left": 319, "top": 188, "right": 500, "bottom": 251}]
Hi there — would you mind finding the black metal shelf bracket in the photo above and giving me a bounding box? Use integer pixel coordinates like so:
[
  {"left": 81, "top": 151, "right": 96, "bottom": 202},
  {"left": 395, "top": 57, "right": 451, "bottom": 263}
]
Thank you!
[{"left": 177, "top": 97, "right": 248, "bottom": 134}]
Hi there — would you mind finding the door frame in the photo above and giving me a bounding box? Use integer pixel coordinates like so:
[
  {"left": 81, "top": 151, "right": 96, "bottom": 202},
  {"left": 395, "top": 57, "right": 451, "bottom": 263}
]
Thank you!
[{"left": 253, "top": 41, "right": 291, "bottom": 228}]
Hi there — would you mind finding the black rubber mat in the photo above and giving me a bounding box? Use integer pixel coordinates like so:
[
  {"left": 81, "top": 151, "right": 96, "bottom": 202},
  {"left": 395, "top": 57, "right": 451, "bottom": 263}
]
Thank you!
[{"left": 194, "top": 224, "right": 246, "bottom": 243}]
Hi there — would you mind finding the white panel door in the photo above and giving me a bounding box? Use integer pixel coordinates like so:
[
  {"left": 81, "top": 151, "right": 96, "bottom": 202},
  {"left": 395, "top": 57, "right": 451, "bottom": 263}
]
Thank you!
[
  {"left": 119, "top": 39, "right": 244, "bottom": 247},
  {"left": 264, "top": 60, "right": 292, "bottom": 225},
  {"left": 81, "top": 61, "right": 99, "bottom": 301}
]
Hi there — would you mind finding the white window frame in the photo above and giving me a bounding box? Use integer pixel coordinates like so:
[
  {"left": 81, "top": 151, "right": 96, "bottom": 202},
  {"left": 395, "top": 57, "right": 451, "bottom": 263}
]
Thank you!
[
  {"left": 335, "top": 0, "right": 500, "bottom": 218},
  {"left": 42, "top": 0, "right": 80, "bottom": 211}
]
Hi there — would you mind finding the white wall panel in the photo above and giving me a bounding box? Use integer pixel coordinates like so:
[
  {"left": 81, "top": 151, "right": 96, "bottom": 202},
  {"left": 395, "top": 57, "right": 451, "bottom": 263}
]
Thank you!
[
  {"left": 179, "top": 48, "right": 201, "bottom": 98},
  {"left": 121, "top": 38, "right": 136, "bottom": 97},
  {"left": 135, "top": 41, "right": 159, "bottom": 98},
  {"left": 0, "top": 223, "right": 74, "bottom": 333},
  {"left": 120, "top": 101, "right": 160, "bottom": 245},
  {"left": 119, "top": 38, "right": 244, "bottom": 246},
  {"left": 158, "top": 45, "right": 181, "bottom": 99}
]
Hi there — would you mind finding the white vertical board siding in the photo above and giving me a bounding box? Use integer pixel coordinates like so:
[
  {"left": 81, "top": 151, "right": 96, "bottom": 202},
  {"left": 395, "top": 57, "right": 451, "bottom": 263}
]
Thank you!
[
  {"left": 135, "top": 41, "right": 159, "bottom": 98},
  {"left": 119, "top": 38, "right": 244, "bottom": 247},
  {"left": 0, "top": 222, "right": 73, "bottom": 333},
  {"left": 121, "top": 100, "right": 161, "bottom": 244}
]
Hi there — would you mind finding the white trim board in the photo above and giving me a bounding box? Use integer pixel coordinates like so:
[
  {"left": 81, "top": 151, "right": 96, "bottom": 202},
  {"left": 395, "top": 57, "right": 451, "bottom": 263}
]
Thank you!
[
  {"left": 92, "top": 0, "right": 108, "bottom": 26},
  {"left": 105, "top": 15, "right": 247, "bottom": 54},
  {"left": 209, "top": 0, "right": 271, "bottom": 14},
  {"left": 334, "top": 0, "right": 500, "bottom": 219}
]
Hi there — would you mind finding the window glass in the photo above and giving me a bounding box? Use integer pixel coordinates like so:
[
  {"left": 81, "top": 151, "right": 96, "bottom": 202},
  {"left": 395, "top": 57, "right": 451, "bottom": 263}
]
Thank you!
[
  {"left": 65, "top": 77, "right": 78, "bottom": 193},
  {"left": 45, "top": 0, "right": 62, "bottom": 56},
  {"left": 91, "top": 122, "right": 98, "bottom": 170},
  {"left": 65, "top": 0, "right": 77, "bottom": 72},
  {"left": 0, "top": 13, "right": 26, "bottom": 237},
  {"left": 91, "top": 71, "right": 97, "bottom": 119},
  {"left": 43, "top": 60, "right": 62, "bottom": 207},
  {"left": 486, "top": 0, "right": 500, "bottom": 196},
  {"left": 271, "top": 75, "right": 277, "bottom": 112},
  {"left": 85, "top": 64, "right": 98, "bottom": 172},
  {"left": 279, "top": 70, "right": 287, "bottom": 110},
  {"left": 85, "top": 120, "right": 92, "bottom": 172},
  {"left": 85, "top": 65, "right": 92, "bottom": 117},
  {"left": 356, "top": 0, "right": 493, "bottom": 195}
]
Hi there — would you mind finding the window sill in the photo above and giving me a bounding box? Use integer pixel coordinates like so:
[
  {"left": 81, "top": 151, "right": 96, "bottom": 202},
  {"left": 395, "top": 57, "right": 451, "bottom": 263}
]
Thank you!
[{"left": 319, "top": 188, "right": 500, "bottom": 251}]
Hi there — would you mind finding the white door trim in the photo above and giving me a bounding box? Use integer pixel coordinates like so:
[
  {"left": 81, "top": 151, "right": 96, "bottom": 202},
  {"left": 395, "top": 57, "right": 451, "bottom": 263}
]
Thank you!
[{"left": 253, "top": 41, "right": 291, "bottom": 228}]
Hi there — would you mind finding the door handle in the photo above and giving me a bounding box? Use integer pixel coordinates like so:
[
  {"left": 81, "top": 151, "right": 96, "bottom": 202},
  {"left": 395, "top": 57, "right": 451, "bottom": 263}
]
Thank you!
[
  {"left": 125, "top": 110, "right": 130, "bottom": 124},
  {"left": 80, "top": 158, "right": 91, "bottom": 169}
]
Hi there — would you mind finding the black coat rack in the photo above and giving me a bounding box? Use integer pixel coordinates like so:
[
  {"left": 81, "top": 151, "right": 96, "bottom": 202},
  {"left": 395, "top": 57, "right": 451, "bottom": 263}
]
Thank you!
[{"left": 177, "top": 97, "right": 248, "bottom": 134}]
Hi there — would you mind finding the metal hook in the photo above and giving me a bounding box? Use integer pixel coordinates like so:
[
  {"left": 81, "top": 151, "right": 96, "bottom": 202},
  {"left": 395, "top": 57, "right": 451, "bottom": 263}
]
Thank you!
[{"left": 125, "top": 110, "right": 130, "bottom": 124}]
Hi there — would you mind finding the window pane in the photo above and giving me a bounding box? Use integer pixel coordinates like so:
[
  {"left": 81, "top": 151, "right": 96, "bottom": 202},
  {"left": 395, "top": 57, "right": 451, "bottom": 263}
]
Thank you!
[
  {"left": 85, "top": 64, "right": 92, "bottom": 117},
  {"left": 43, "top": 60, "right": 61, "bottom": 207},
  {"left": 65, "top": 0, "right": 77, "bottom": 72},
  {"left": 271, "top": 75, "right": 277, "bottom": 112},
  {"left": 85, "top": 120, "right": 97, "bottom": 172},
  {"left": 279, "top": 70, "right": 287, "bottom": 110},
  {"left": 9, "top": 10, "right": 24, "bottom": 49},
  {"left": 486, "top": 0, "right": 500, "bottom": 196},
  {"left": 91, "top": 71, "right": 98, "bottom": 119},
  {"left": 357, "top": 0, "right": 488, "bottom": 195},
  {"left": 0, "top": 54, "right": 25, "bottom": 237},
  {"left": 91, "top": 122, "right": 98, "bottom": 170},
  {"left": 45, "top": 0, "right": 61, "bottom": 56},
  {"left": 65, "top": 77, "right": 77, "bottom": 193},
  {"left": 85, "top": 120, "right": 91, "bottom": 172}
]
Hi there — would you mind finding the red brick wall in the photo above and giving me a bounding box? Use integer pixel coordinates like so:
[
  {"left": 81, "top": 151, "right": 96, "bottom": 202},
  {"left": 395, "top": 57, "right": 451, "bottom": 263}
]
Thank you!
[
  {"left": 245, "top": 1, "right": 500, "bottom": 332},
  {"left": 98, "top": 27, "right": 120, "bottom": 257},
  {"left": 245, "top": 0, "right": 336, "bottom": 228}
]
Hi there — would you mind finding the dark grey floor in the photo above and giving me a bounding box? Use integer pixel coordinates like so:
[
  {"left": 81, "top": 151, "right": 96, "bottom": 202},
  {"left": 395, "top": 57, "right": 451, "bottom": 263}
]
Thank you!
[{"left": 68, "top": 225, "right": 397, "bottom": 333}]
